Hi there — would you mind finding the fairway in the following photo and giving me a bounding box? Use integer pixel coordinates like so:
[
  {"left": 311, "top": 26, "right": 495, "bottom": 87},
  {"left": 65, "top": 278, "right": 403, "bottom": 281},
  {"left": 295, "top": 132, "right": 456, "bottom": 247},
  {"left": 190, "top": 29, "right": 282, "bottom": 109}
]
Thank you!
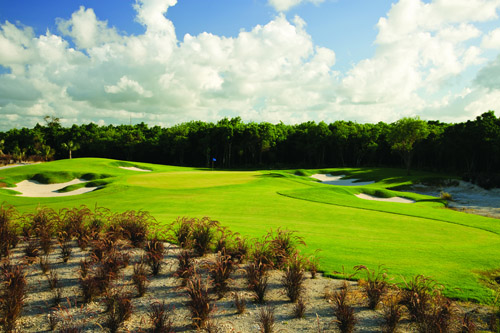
[
  {"left": 1, "top": 158, "right": 499, "bottom": 303},
  {"left": 127, "top": 171, "right": 260, "bottom": 189}
]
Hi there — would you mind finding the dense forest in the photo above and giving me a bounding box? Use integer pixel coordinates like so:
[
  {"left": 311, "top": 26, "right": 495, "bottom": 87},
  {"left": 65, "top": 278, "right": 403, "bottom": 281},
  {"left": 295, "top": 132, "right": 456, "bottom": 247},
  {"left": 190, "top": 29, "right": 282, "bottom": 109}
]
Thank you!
[{"left": 1, "top": 112, "right": 500, "bottom": 187}]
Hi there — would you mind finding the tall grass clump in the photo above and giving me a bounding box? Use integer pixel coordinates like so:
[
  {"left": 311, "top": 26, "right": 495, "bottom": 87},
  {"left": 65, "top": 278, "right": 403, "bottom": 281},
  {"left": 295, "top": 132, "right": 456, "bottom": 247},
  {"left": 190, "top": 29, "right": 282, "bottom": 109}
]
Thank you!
[
  {"left": 27, "top": 207, "right": 58, "bottom": 255},
  {"left": 184, "top": 272, "right": 213, "bottom": 329},
  {"left": 148, "top": 301, "right": 174, "bottom": 333},
  {"left": 0, "top": 204, "right": 19, "bottom": 258},
  {"left": 258, "top": 306, "right": 276, "bottom": 333},
  {"left": 191, "top": 217, "right": 219, "bottom": 256},
  {"left": 354, "top": 265, "right": 389, "bottom": 309},
  {"left": 0, "top": 261, "right": 27, "bottom": 332},
  {"left": 175, "top": 250, "right": 194, "bottom": 286},
  {"left": 281, "top": 252, "right": 306, "bottom": 303},
  {"left": 132, "top": 261, "right": 149, "bottom": 297},
  {"left": 103, "top": 290, "right": 133, "bottom": 333},
  {"left": 209, "top": 250, "right": 235, "bottom": 299},
  {"left": 401, "top": 275, "right": 440, "bottom": 323},
  {"left": 170, "top": 217, "right": 194, "bottom": 248},
  {"left": 381, "top": 293, "right": 403, "bottom": 333},
  {"left": 245, "top": 260, "right": 269, "bottom": 304},
  {"left": 268, "top": 228, "right": 305, "bottom": 268},
  {"left": 112, "top": 210, "right": 155, "bottom": 247},
  {"left": 145, "top": 237, "right": 166, "bottom": 276},
  {"left": 330, "top": 282, "right": 357, "bottom": 333}
]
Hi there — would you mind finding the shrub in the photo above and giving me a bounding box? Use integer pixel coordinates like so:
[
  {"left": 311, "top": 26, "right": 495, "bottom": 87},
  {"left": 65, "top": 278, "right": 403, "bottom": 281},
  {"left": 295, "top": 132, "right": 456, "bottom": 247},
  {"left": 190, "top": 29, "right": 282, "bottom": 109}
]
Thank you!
[
  {"left": 0, "top": 262, "right": 27, "bottom": 332},
  {"left": 145, "top": 237, "right": 166, "bottom": 276},
  {"left": 175, "top": 250, "right": 194, "bottom": 286},
  {"left": 113, "top": 210, "right": 154, "bottom": 247},
  {"left": 184, "top": 273, "right": 213, "bottom": 329},
  {"left": 148, "top": 301, "right": 174, "bottom": 333},
  {"left": 281, "top": 252, "right": 306, "bottom": 303},
  {"left": 293, "top": 297, "right": 307, "bottom": 319},
  {"left": 79, "top": 257, "right": 91, "bottom": 279},
  {"left": 132, "top": 261, "right": 149, "bottom": 297},
  {"left": 381, "top": 293, "right": 403, "bottom": 333},
  {"left": 246, "top": 261, "right": 269, "bottom": 304},
  {"left": 440, "top": 191, "right": 453, "bottom": 201},
  {"left": 233, "top": 292, "right": 246, "bottom": 314},
  {"left": 103, "top": 290, "right": 133, "bottom": 333},
  {"left": 209, "top": 250, "right": 235, "bottom": 299},
  {"left": 331, "top": 282, "right": 357, "bottom": 333},
  {"left": 258, "top": 306, "right": 275, "bottom": 333},
  {"left": 354, "top": 264, "right": 389, "bottom": 309}
]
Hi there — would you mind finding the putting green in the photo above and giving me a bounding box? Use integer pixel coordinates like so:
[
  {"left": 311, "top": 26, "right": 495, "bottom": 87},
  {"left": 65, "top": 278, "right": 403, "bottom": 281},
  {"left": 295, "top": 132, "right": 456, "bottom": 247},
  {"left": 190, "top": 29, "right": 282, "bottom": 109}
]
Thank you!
[
  {"left": 0, "top": 158, "right": 499, "bottom": 303},
  {"left": 127, "top": 171, "right": 260, "bottom": 189}
]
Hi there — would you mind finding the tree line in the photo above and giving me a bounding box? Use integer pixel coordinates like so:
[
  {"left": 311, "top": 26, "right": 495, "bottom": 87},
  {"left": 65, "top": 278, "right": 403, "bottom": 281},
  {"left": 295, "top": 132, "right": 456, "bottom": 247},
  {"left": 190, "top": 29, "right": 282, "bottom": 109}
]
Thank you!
[{"left": 1, "top": 112, "right": 499, "bottom": 187}]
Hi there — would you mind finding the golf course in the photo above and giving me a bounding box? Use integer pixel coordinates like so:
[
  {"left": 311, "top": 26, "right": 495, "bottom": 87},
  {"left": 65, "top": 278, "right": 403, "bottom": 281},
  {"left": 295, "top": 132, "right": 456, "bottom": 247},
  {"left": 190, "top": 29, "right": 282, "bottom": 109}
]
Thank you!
[{"left": 1, "top": 157, "right": 499, "bottom": 304}]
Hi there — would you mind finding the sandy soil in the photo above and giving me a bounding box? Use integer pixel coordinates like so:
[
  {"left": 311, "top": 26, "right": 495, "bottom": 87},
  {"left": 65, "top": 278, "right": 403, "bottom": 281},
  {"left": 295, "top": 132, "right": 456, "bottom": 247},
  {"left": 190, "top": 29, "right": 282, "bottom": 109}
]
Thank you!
[
  {"left": 407, "top": 181, "right": 500, "bottom": 219},
  {"left": 4, "top": 239, "right": 492, "bottom": 332},
  {"left": 119, "top": 166, "right": 151, "bottom": 172},
  {"left": 0, "top": 163, "right": 40, "bottom": 170},
  {"left": 355, "top": 193, "right": 415, "bottom": 204},
  {"left": 13, "top": 179, "right": 98, "bottom": 197},
  {"left": 311, "top": 174, "right": 375, "bottom": 186}
]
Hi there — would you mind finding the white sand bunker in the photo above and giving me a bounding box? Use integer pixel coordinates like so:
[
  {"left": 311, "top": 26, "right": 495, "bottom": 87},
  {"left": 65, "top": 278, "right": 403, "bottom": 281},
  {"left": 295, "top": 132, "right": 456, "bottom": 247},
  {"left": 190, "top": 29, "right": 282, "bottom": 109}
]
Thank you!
[
  {"left": 119, "top": 166, "right": 151, "bottom": 172},
  {"left": 311, "top": 174, "right": 375, "bottom": 186},
  {"left": 14, "top": 179, "right": 98, "bottom": 197},
  {"left": 355, "top": 193, "right": 415, "bottom": 204}
]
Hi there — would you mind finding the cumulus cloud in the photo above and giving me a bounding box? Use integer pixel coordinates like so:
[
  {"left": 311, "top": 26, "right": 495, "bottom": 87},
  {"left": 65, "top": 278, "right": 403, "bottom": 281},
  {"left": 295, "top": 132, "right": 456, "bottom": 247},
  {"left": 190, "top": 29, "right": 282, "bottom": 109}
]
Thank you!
[
  {"left": 268, "top": 0, "right": 325, "bottom": 12},
  {"left": 340, "top": 0, "right": 500, "bottom": 117},
  {"left": 0, "top": 0, "right": 500, "bottom": 130},
  {"left": 482, "top": 28, "right": 500, "bottom": 48}
]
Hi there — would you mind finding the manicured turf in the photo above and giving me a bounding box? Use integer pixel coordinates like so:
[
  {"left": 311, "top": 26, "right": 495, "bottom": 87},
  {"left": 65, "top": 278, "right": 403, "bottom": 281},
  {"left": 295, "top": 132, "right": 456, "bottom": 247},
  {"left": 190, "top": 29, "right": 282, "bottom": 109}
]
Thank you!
[{"left": 1, "top": 158, "right": 499, "bottom": 303}]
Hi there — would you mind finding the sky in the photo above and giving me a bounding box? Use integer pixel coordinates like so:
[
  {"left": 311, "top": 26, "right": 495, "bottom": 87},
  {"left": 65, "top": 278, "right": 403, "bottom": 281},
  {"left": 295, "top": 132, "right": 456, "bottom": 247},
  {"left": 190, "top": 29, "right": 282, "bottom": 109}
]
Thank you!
[{"left": 1, "top": 0, "right": 500, "bottom": 130}]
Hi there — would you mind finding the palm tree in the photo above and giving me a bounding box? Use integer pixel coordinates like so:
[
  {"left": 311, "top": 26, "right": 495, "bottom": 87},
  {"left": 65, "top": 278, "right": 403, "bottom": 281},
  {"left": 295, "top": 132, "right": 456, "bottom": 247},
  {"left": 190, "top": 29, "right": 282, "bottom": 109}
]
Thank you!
[{"left": 61, "top": 141, "right": 79, "bottom": 159}]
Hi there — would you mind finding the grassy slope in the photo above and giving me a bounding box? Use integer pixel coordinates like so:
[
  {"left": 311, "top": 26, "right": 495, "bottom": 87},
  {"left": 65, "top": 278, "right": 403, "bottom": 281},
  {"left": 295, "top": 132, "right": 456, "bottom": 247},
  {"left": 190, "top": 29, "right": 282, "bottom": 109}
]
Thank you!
[{"left": 1, "top": 158, "right": 499, "bottom": 303}]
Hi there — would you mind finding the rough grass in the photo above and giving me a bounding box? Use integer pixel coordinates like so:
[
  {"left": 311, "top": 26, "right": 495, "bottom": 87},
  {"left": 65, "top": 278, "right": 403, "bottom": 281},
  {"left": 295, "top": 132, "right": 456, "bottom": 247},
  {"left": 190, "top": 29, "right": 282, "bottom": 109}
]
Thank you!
[{"left": 1, "top": 158, "right": 499, "bottom": 303}]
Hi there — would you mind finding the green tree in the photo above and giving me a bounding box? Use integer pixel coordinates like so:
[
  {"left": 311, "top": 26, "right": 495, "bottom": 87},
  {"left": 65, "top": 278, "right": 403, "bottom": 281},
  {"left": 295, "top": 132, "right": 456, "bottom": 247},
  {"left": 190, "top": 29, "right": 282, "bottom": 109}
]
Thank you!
[
  {"left": 389, "top": 117, "right": 429, "bottom": 175},
  {"left": 61, "top": 141, "right": 79, "bottom": 159}
]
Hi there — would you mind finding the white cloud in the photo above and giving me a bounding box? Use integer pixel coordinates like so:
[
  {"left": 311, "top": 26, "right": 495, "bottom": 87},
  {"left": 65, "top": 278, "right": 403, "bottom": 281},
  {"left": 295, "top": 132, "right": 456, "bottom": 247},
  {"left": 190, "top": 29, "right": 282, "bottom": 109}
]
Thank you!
[
  {"left": 1, "top": 0, "right": 500, "bottom": 130},
  {"left": 268, "top": 0, "right": 325, "bottom": 12},
  {"left": 340, "top": 0, "right": 499, "bottom": 115},
  {"left": 105, "top": 76, "right": 153, "bottom": 97},
  {"left": 482, "top": 28, "right": 500, "bottom": 48}
]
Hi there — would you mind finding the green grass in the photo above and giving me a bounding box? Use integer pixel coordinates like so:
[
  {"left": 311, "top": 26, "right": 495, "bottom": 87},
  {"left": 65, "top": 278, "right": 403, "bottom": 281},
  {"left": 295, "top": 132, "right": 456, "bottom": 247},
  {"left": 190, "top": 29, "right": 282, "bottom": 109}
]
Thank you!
[{"left": 0, "top": 158, "right": 499, "bottom": 303}]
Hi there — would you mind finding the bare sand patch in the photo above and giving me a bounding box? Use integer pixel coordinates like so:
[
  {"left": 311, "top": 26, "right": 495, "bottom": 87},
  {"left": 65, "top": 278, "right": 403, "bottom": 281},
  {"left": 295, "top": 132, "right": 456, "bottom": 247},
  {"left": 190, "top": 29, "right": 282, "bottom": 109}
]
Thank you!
[
  {"left": 13, "top": 179, "right": 98, "bottom": 197},
  {"left": 311, "top": 173, "right": 375, "bottom": 186},
  {"left": 119, "top": 166, "right": 151, "bottom": 172},
  {"left": 356, "top": 193, "right": 415, "bottom": 204}
]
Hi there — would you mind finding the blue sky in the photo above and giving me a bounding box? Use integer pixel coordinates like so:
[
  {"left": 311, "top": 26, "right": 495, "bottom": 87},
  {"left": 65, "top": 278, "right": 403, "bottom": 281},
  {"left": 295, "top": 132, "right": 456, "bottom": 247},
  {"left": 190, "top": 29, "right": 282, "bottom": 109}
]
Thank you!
[{"left": 0, "top": 0, "right": 500, "bottom": 130}]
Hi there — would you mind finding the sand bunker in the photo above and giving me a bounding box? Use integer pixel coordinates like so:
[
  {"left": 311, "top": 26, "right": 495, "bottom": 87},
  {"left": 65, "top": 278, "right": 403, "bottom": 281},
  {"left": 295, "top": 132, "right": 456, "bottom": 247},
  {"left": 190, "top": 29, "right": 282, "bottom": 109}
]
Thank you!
[
  {"left": 355, "top": 193, "right": 415, "bottom": 204},
  {"left": 119, "top": 166, "right": 151, "bottom": 172},
  {"left": 13, "top": 179, "right": 98, "bottom": 197},
  {"left": 311, "top": 174, "right": 375, "bottom": 186},
  {"left": 408, "top": 181, "right": 500, "bottom": 218}
]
